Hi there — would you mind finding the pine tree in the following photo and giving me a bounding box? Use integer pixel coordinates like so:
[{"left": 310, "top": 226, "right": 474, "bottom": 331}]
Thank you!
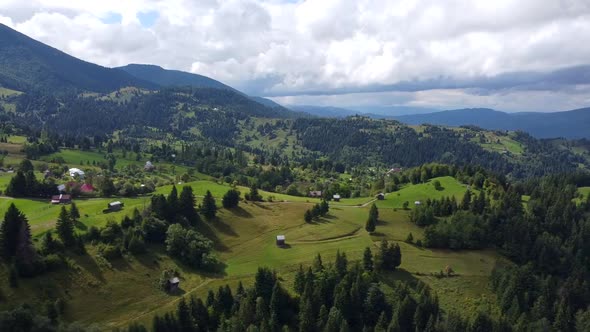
[
  {"left": 304, "top": 210, "right": 313, "bottom": 223},
  {"left": 179, "top": 186, "right": 200, "bottom": 224},
  {"left": 167, "top": 185, "right": 179, "bottom": 221},
  {"left": 461, "top": 190, "right": 472, "bottom": 210},
  {"left": 294, "top": 264, "right": 306, "bottom": 295},
  {"left": 335, "top": 250, "right": 347, "bottom": 276},
  {"left": 369, "top": 203, "right": 379, "bottom": 220},
  {"left": 201, "top": 190, "right": 217, "bottom": 220},
  {"left": 363, "top": 247, "right": 373, "bottom": 272},
  {"left": 312, "top": 253, "right": 324, "bottom": 272},
  {"left": 40, "top": 231, "right": 58, "bottom": 255},
  {"left": 365, "top": 213, "right": 376, "bottom": 233},
  {"left": 405, "top": 232, "right": 414, "bottom": 243},
  {"left": 56, "top": 206, "right": 75, "bottom": 247},
  {"left": 177, "top": 297, "right": 194, "bottom": 332},
  {"left": 0, "top": 203, "right": 24, "bottom": 258},
  {"left": 298, "top": 297, "right": 314, "bottom": 332},
  {"left": 222, "top": 189, "right": 241, "bottom": 209},
  {"left": 391, "top": 243, "right": 402, "bottom": 270},
  {"left": 320, "top": 200, "right": 330, "bottom": 216},
  {"left": 69, "top": 202, "right": 80, "bottom": 223}
]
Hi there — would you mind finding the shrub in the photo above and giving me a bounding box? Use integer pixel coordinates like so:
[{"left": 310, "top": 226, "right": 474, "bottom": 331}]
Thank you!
[{"left": 97, "top": 243, "right": 122, "bottom": 260}]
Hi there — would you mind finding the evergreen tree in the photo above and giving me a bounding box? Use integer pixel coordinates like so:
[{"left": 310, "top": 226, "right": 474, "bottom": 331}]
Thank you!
[
  {"left": 335, "top": 250, "right": 347, "bottom": 277},
  {"left": 298, "top": 298, "right": 314, "bottom": 332},
  {"left": 177, "top": 297, "right": 194, "bottom": 332},
  {"left": 461, "top": 190, "right": 472, "bottom": 210},
  {"left": 179, "top": 186, "right": 200, "bottom": 224},
  {"left": 312, "top": 253, "right": 324, "bottom": 272},
  {"left": 365, "top": 213, "right": 376, "bottom": 233},
  {"left": 40, "top": 231, "right": 59, "bottom": 255},
  {"left": 5, "top": 171, "right": 27, "bottom": 197},
  {"left": 0, "top": 203, "right": 24, "bottom": 258},
  {"left": 369, "top": 203, "right": 379, "bottom": 220},
  {"left": 222, "top": 189, "right": 241, "bottom": 209},
  {"left": 363, "top": 247, "right": 373, "bottom": 272},
  {"left": 56, "top": 206, "right": 75, "bottom": 247},
  {"left": 201, "top": 190, "right": 217, "bottom": 220},
  {"left": 320, "top": 200, "right": 330, "bottom": 216},
  {"left": 294, "top": 264, "right": 306, "bottom": 295},
  {"left": 304, "top": 210, "right": 313, "bottom": 223},
  {"left": 69, "top": 202, "right": 80, "bottom": 223},
  {"left": 167, "top": 185, "right": 179, "bottom": 220}
]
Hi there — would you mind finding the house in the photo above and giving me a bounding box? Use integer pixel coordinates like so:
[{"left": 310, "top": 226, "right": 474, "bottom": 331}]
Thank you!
[
  {"left": 333, "top": 194, "right": 341, "bottom": 202},
  {"left": 107, "top": 201, "right": 124, "bottom": 211},
  {"left": 167, "top": 277, "right": 180, "bottom": 292},
  {"left": 276, "top": 235, "right": 286, "bottom": 246},
  {"left": 386, "top": 167, "right": 403, "bottom": 175},
  {"left": 80, "top": 183, "right": 95, "bottom": 193},
  {"left": 144, "top": 161, "right": 155, "bottom": 172},
  {"left": 414, "top": 201, "right": 422, "bottom": 206},
  {"left": 57, "top": 184, "right": 66, "bottom": 192},
  {"left": 51, "top": 194, "right": 72, "bottom": 204},
  {"left": 309, "top": 191, "right": 322, "bottom": 198},
  {"left": 376, "top": 193, "right": 385, "bottom": 200},
  {"left": 68, "top": 168, "right": 85, "bottom": 178}
]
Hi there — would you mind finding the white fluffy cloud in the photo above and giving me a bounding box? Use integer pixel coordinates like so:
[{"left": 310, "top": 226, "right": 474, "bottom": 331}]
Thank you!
[{"left": 2, "top": 0, "right": 590, "bottom": 112}]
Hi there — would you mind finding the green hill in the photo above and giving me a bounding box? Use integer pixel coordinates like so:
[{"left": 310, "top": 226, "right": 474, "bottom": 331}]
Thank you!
[{"left": 0, "top": 24, "right": 156, "bottom": 93}]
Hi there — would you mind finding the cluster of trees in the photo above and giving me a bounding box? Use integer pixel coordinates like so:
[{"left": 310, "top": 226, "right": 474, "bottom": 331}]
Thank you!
[
  {"left": 402, "top": 171, "right": 590, "bottom": 330},
  {"left": 221, "top": 189, "right": 240, "bottom": 209},
  {"left": 303, "top": 201, "right": 329, "bottom": 223},
  {"left": 133, "top": 251, "right": 451, "bottom": 332},
  {"left": 4, "top": 160, "right": 58, "bottom": 198},
  {"left": 151, "top": 186, "right": 202, "bottom": 225}
]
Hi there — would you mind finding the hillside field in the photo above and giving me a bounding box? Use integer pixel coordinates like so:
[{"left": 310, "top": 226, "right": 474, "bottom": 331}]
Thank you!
[{"left": 0, "top": 175, "right": 499, "bottom": 329}]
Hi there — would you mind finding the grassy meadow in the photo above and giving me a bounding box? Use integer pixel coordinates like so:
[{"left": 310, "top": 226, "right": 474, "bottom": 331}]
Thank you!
[{"left": 0, "top": 187, "right": 500, "bottom": 329}]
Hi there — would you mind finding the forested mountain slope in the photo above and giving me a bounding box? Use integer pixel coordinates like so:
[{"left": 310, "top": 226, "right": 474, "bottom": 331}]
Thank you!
[{"left": 0, "top": 24, "right": 155, "bottom": 93}]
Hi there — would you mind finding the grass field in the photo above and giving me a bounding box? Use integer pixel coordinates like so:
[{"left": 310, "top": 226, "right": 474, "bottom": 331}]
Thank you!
[
  {"left": 0, "top": 196, "right": 149, "bottom": 235},
  {"left": 375, "top": 176, "right": 469, "bottom": 209},
  {"left": 0, "top": 175, "right": 500, "bottom": 329}
]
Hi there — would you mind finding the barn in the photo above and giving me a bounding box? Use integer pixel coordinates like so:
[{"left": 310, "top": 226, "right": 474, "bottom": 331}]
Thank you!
[{"left": 276, "top": 235, "right": 286, "bottom": 246}]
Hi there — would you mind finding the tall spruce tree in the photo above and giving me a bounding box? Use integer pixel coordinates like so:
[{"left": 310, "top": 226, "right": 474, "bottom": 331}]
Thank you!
[
  {"left": 56, "top": 206, "right": 75, "bottom": 247},
  {"left": 167, "top": 186, "right": 179, "bottom": 221},
  {"left": 0, "top": 203, "right": 23, "bottom": 258},
  {"left": 69, "top": 202, "right": 80, "bottom": 223},
  {"left": 179, "top": 186, "right": 200, "bottom": 225},
  {"left": 363, "top": 247, "right": 374, "bottom": 272},
  {"left": 201, "top": 190, "right": 217, "bottom": 220}
]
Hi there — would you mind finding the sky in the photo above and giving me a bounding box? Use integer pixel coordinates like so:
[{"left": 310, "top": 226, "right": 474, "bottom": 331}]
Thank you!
[{"left": 1, "top": 0, "right": 590, "bottom": 113}]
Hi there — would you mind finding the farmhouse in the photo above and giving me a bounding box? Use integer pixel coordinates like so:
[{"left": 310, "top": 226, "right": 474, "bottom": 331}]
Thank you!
[
  {"left": 309, "top": 190, "right": 322, "bottom": 198},
  {"left": 69, "top": 168, "right": 85, "bottom": 178},
  {"left": 107, "top": 201, "right": 124, "bottom": 211},
  {"left": 333, "top": 194, "right": 341, "bottom": 202},
  {"left": 376, "top": 193, "right": 385, "bottom": 200},
  {"left": 80, "top": 183, "right": 95, "bottom": 193},
  {"left": 167, "top": 277, "right": 180, "bottom": 292},
  {"left": 51, "top": 194, "right": 72, "bottom": 204},
  {"left": 276, "top": 235, "right": 286, "bottom": 246}
]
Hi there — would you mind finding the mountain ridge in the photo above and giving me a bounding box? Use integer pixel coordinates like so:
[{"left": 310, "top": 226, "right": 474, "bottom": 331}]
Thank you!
[{"left": 395, "top": 107, "right": 590, "bottom": 138}]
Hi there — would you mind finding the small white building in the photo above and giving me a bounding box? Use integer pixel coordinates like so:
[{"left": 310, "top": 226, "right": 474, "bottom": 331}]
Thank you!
[
  {"left": 144, "top": 161, "right": 155, "bottom": 171},
  {"left": 414, "top": 201, "right": 422, "bottom": 206},
  {"left": 276, "top": 235, "right": 286, "bottom": 246},
  {"left": 333, "top": 194, "right": 341, "bottom": 202},
  {"left": 69, "top": 168, "right": 85, "bottom": 178}
]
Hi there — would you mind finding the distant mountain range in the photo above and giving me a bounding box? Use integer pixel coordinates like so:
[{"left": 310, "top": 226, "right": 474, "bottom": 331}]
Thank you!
[
  {"left": 395, "top": 108, "right": 590, "bottom": 139},
  {"left": 292, "top": 105, "right": 590, "bottom": 139}
]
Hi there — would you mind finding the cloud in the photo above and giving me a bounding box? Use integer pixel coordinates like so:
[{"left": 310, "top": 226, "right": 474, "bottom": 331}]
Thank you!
[{"left": 1, "top": 0, "right": 590, "bottom": 112}]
